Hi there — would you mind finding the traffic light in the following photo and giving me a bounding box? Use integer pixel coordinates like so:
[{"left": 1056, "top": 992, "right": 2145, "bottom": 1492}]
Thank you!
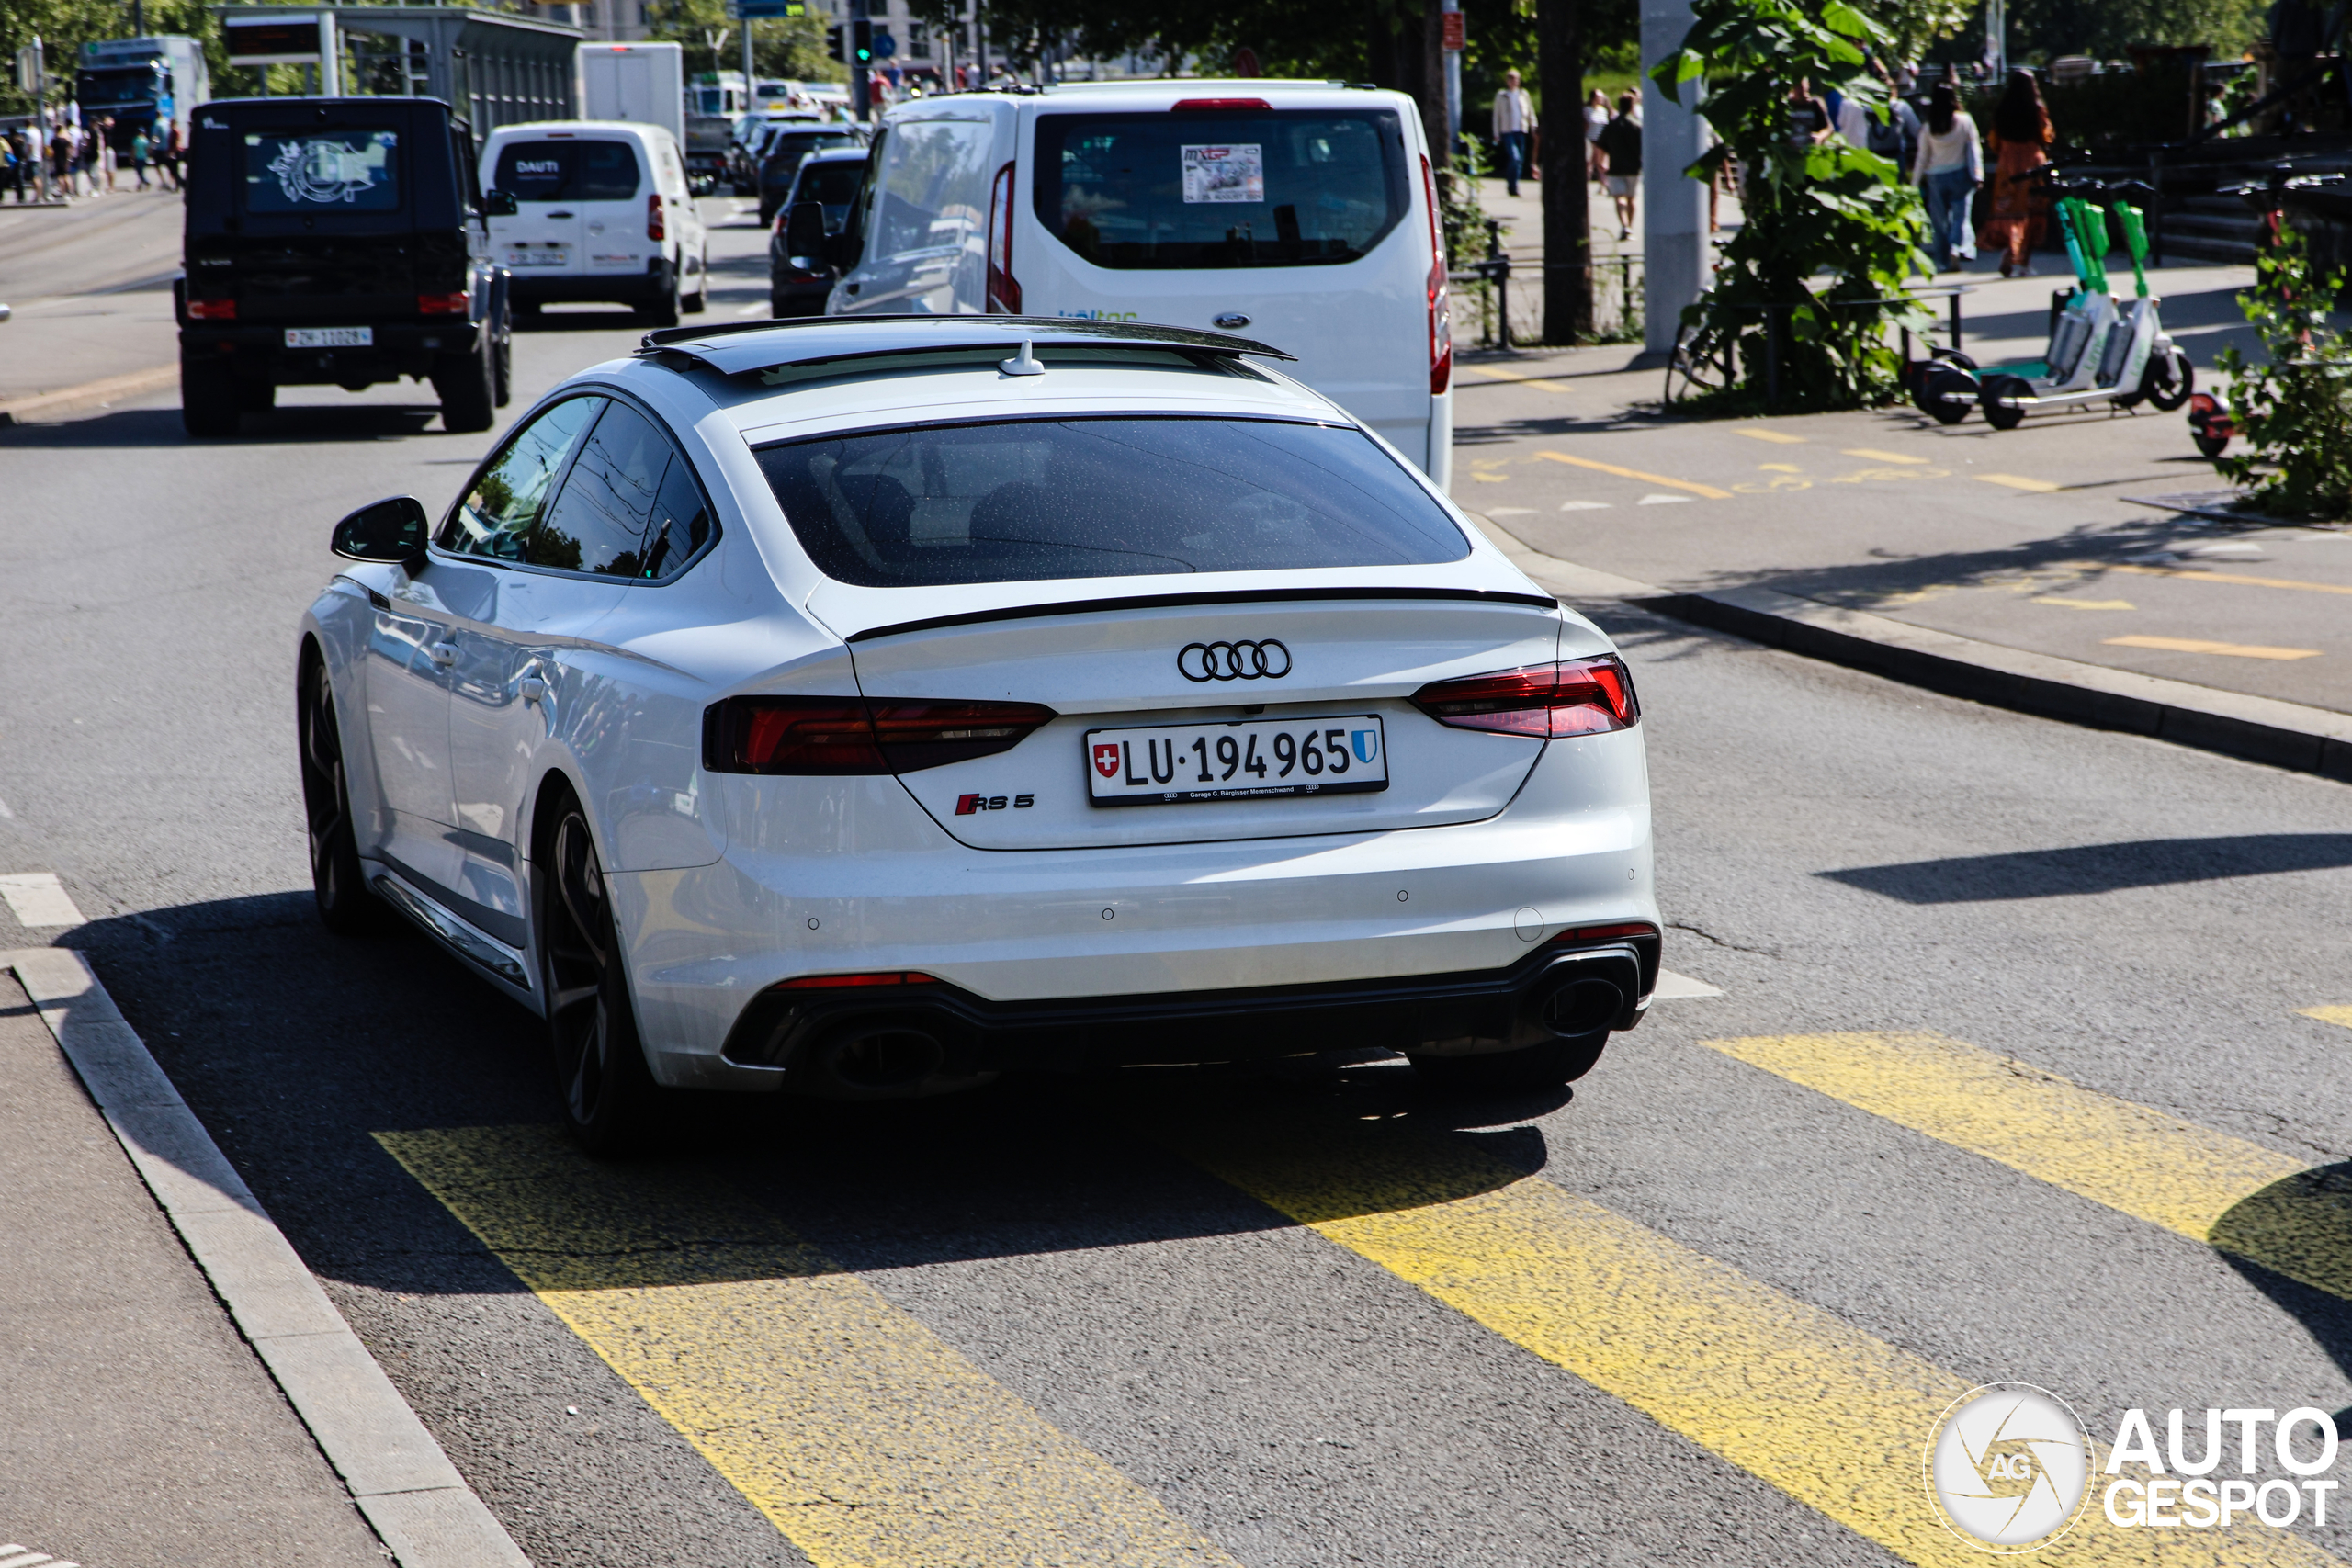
[
  {"left": 826, "top": 22, "right": 842, "bottom": 56},
  {"left": 851, "top": 17, "right": 872, "bottom": 63}
]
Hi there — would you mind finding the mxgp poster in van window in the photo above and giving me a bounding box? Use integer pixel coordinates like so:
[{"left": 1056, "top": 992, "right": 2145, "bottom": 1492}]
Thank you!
[{"left": 1181, "top": 144, "right": 1264, "bottom": 203}]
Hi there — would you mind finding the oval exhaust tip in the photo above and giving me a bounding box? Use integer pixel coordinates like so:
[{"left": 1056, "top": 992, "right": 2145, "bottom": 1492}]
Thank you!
[{"left": 1542, "top": 977, "right": 1623, "bottom": 1038}]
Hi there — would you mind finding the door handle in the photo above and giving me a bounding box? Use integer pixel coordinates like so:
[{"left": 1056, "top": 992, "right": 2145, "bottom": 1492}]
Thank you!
[
  {"left": 547, "top": 209, "right": 574, "bottom": 219},
  {"left": 429, "top": 642, "right": 458, "bottom": 666}
]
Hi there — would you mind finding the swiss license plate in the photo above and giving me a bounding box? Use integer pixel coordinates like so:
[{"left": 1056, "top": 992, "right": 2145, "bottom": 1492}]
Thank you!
[
  {"left": 1087, "top": 715, "right": 1388, "bottom": 807},
  {"left": 510, "top": 247, "right": 569, "bottom": 267},
  {"left": 283, "top": 326, "right": 372, "bottom": 348}
]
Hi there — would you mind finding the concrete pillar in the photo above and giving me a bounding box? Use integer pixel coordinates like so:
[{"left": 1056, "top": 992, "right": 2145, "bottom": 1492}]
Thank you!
[{"left": 1639, "top": 0, "right": 1706, "bottom": 353}]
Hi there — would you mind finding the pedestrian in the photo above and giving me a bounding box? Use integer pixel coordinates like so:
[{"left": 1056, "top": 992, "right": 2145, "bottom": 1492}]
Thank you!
[
  {"left": 1981, "top": 72, "right": 2051, "bottom": 276},
  {"left": 1597, "top": 91, "right": 1643, "bottom": 242},
  {"left": 1584, "top": 87, "right": 1610, "bottom": 183},
  {"left": 130, "top": 127, "right": 151, "bottom": 190},
  {"left": 1491, "top": 68, "right": 1537, "bottom": 198},
  {"left": 1911, "top": 80, "right": 1982, "bottom": 272},
  {"left": 51, "top": 125, "right": 73, "bottom": 196},
  {"left": 96, "top": 117, "right": 116, "bottom": 193},
  {"left": 1787, "top": 77, "right": 1832, "bottom": 149},
  {"left": 1, "top": 130, "right": 18, "bottom": 204},
  {"left": 162, "top": 121, "right": 183, "bottom": 190}
]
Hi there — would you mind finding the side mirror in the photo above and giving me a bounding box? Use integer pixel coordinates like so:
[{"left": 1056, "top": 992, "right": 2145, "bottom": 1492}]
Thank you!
[
  {"left": 784, "top": 199, "right": 828, "bottom": 261},
  {"left": 825, "top": 228, "right": 860, "bottom": 272},
  {"left": 332, "top": 496, "right": 431, "bottom": 567},
  {"left": 482, "top": 187, "right": 519, "bottom": 217}
]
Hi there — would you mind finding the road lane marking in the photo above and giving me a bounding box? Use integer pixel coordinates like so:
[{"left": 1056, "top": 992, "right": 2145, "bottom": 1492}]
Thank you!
[
  {"left": 1758, "top": 462, "right": 1804, "bottom": 473},
  {"left": 1697, "top": 1032, "right": 2352, "bottom": 1302},
  {"left": 1536, "top": 451, "right": 1734, "bottom": 500},
  {"left": 1458, "top": 363, "right": 1569, "bottom": 392},
  {"left": 1842, "top": 448, "right": 1929, "bottom": 465},
  {"left": 0, "top": 1547, "right": 79, "bottom": 1568},
  {"left": 2105, "top": 635, "right": 2319, "bottom": 660},
  {"left": 2033, "top": 597, "right": 2135, "bottom": 610},
  {"left": 377, "top": 1125, "right": 1241, "bottom": 1568},
  {"left": 0, "top": 873, "right": 83, "bottom": 929},
  {"left": 1653, "top": 968, "right": 1723, "bottom": 998},
  {"left": 1559, "top": 500, "right": 1612, "bottom": 511},
  {"left": 1175, "top": 1118, "right": 2338, "bottom": 1568},
  {"left": 1977, "top": 473, "right": 2062, "bottom": 492},
  {"left": 2113, "top": 561, "right": 2352, "bottom": 599},
  {"left": 1485, "top": 505, "right": 1536, "bottom": 515},
  {"left": 1734, "top": 426, "right": 1807, "bottom": 443},
  {"left": 2298, "top": 1006, "right": 2352, "bottom": 1029},
  {"left": 1638, "top": 493, "right": 1693, "bottom": 506}
]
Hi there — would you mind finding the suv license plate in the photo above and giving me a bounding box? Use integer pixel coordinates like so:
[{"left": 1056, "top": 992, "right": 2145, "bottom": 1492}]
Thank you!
[
  {"left": 284, "top": 327, "right": 372, "bottom": 348},
  {"left": 1087, "top": 716, "right": 1387, "bottom": 807}
]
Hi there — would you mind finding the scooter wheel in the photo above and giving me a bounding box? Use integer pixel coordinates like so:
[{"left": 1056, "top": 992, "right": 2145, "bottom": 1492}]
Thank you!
[
  {"left": 1921, "top": 362, "right": 1978, "bottom": 425},
  {"left": 1982, "top": 374, "right": 2032, "bottom": 431},
  {"left": 2193, "top": 431, "right": 2232, "bottom": 458},
  {"left": 2143, "top": 347, "right": 2194, "bottom": 412}
]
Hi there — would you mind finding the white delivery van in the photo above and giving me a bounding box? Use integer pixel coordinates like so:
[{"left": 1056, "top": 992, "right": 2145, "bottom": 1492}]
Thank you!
[
  {"left": 481, "top": 120, "right": 709, "bottom": 326},
  {"left": 821, "top": 80, "right": 1453, "bottom": 485}
]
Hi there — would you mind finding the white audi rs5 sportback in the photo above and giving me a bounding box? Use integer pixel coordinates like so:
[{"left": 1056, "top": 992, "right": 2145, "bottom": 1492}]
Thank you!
[{"left": 299, "top": 317, "right": 1657, "bottom": 1150}]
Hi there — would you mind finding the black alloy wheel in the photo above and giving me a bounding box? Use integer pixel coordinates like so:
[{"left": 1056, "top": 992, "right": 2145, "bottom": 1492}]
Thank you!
[
  {"left": 297, "top": 656, "right": 382, "bottom": 935},
  {"left": 541, "top": 804, "right": 663, "bottom": 1153}
]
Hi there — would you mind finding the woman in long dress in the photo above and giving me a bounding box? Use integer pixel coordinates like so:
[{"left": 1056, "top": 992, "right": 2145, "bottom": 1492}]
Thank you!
[{"left": 1983, "top": 72, "right": 2053, "bottom": 277}]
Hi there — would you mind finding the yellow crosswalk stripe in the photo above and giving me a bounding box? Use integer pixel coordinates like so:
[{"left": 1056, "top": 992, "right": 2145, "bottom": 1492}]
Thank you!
[
  {"left": 1698, "top": 1032, "right": 2352, "bottom": 1302},
  {"left": 1843, "top": 447, "right": 1931, "bottom": 465},
  {"left": 2113, "top": 562, "right": 2352, "bottom": 599},
  {"left": 1979, "top": 473, "right": 2063, "bottom": 491},
  {"left": 1536, "top": 450, "right": 1735, "bottom": 500},
  {"left": 1175, "top": 1117, "right": 2338, "bottom": 1568},
  {"left": 2106, "top": 635, "right": 2321, "bottom": 661},
  {"left": 376, "top": 1125, "right": 1241, "bottom": 1568},
  {"left": 2300, "top": 1005, "right": 2352, "bottom": 1029}
]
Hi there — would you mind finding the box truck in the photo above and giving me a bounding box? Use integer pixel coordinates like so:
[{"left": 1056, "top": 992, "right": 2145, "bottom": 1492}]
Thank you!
[{"left": 575, "top": 41, "right": 685, "bottom": 148}]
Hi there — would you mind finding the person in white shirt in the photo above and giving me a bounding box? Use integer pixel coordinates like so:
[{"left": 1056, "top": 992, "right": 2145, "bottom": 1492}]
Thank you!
[
  {"left": 1584, "top": 88, "right": 1611, "bottom": 182},
  {"left": 1491, "top": 70, "right": 1537, "bottom": 197},
  {"left": 1910, "top": 79, "right": 1983, "bottom": 271}
]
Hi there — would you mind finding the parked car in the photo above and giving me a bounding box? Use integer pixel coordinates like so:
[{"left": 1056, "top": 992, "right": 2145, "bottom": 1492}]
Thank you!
[
  {"left": 799, "top": 80, "right": 1454, "bottom": 486},
  {"left": 300, "top": 315, "right": 1656, "bottom": 1151},
  {"left": 729, "top": 107, "right": 824, "bottom": 195},
  {"left": 768, "top": 145, "right": 868, "bottom": 316},
  {"left": 755, "top": 124, "right": 863, "bottom": 228},
  {"left": 176, "top": 95, "right": 513, "bottom": 437},
  {"left": 480, "top": 120, "right": 708, "bottom": 325}
]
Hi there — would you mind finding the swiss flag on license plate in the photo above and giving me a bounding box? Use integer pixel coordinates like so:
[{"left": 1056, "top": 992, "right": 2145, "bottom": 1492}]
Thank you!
[{"left": 1092, "top": 742, "right": 1122, "bottom": 778}]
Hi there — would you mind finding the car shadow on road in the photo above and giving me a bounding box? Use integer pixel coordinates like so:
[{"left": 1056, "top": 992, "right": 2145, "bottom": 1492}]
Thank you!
[
  {"left": 0, "top": 403, "right": 448, "bottom": 447},
  {"left": 1820, "top": 834, "right": 2352, "bottom": 902},
  {"left": 2211, "top": 1169, "right": 2352, "bottom": 1427}
]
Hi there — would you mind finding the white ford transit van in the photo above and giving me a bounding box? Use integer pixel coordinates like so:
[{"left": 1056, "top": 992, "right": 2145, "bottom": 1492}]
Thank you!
[
  {"left": 820, "top": 81, "right": 1452, "bottom": 485},
  {"left": 480, "top": 120, "right": 709, "bottom": 326}
]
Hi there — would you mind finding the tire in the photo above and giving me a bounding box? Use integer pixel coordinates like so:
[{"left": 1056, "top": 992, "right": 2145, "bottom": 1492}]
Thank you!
[
  {"left": 770, "top": 291, "right": 788, "bottom": 319},
  {"left": 682, "top": 250, "right": 707, "bottom": 314},
  {"left": 1920, "top": 362, "right": 1976, "bottom": 425},
  {"left": 180, "top": 352, "right": 240, "bottom": 438},
  {"left": 634, "top": 270, "right": 681, "bottom": 329},
  {"left": 1408, "top": 1032, "right": 1610, "bottom": 1092},
  {"left": 2193, "top": 430, "right": 2231, "bottom": 458},
  {"left": 540, "top": 800, "right": 667, "bottom": 1154},
  {"left": 237, "top": 378, "right": 276, "bottom": 414},
  {"left": 2143, "top": 346, "right": 2194, "bottom": 412},
  {"left": 492, "top": 299, "right": 514, "bottom": 407},
  {"left": 297, "top": 653, "right": 383, "bottom": 936},
  {"left": 432, "top": 329, "right": 497, "bottom": 434},
  {"left": 1981, "top": 372, "right": 2032, "bottom": 431}
]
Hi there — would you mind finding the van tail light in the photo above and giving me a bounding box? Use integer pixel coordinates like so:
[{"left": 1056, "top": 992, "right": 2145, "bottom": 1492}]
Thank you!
[
  {"left": 418, "top": 292, "right": 470, "bottom": 315},
  {"left": 1421, "top": 153, "right": 1452, "bottom": 395},
  {"left": 647, "top": 191, "right": 666, "bottom": 242},
  {"left": 189, "top": 297, "right": 237, "bottom": 320},
  {"left": 1172, "top": 97, "right": 1271, "bottom": 111},
  {"left": 704, "top": 694, "right": 1057, "bottom": 774},
  {"left": 985, "top": 161, "right": 1021, "bottom": 313},
  {"left": 1411, "top": 655, "right": 1639, "bottom": 738}
]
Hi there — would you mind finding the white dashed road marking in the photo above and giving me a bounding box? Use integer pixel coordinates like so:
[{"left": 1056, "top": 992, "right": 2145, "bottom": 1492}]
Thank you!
[
  {"left": 0, "top": 873, "right": 85, "bottom": 929},
  {"left": 1654, "top": 968, "right": 1724, "bottom": 999},
  {"left": 0, "top": 1545, "right": 82, "bottom": 1568}
]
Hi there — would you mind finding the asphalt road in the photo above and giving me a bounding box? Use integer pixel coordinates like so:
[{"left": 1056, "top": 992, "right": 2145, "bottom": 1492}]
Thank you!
[{"left": 7, "top": 200, "right": 2352, "bottom": 1567}]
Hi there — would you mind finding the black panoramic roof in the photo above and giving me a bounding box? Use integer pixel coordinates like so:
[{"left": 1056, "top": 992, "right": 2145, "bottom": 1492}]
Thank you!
[{"left": 636, "top": 314, "right": 1294, "bottom": 379}]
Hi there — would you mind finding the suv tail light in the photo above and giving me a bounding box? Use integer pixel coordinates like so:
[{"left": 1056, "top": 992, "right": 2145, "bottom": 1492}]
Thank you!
[
  {"left": 1421, "top": 154, "right": 1452, "bottom": 395},
  {"left": 189, "top": 298, "right": 237, "bottom": 321},
  {"left": 1411, "top": 656, "right": 1639, "bottom": 738},
  {"left": 705, "top": 695, "right": 1057, "bottom": 774},
  {"left": 647, "top": 191, "right": 666, "bottom": 242},
  {"left": 985, "top": 162, "right": 1021, "bottom": 313},
  {"left": 1172, "top": 97, "right": 1271, "bottom": 111},
  {"left": 418, "top": 292, "right": 470, "bottom": 315}
]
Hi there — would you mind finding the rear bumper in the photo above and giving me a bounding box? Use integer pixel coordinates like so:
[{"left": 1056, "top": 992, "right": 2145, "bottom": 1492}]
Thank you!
[
  {"left": 178, "top": 319, "right": 482, "bottom": 386},
  {"left": 511, "top": 258, "right": 670, "bottom": 308}
]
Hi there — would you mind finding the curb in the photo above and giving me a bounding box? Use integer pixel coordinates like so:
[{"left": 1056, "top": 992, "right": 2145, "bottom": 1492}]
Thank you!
[
  {"left": 0, "top": 364, "right": 177, "bottom": 426},
  {"left": 1465, "top": 514, "right": 2352, "bottom": 785},
  {"left": 4, "top": 948, "right": 531, "bottom": 1568}
]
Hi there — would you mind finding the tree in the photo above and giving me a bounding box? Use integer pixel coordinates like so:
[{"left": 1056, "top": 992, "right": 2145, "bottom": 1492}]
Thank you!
[{"left": 641, "top": 0, "right": 838, "bottom": 81}]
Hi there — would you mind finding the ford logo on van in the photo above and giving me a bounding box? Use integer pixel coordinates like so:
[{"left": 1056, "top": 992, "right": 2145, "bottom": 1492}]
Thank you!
[{"left": 1178, "top": 640, "right": 1292, "bottom": 682}]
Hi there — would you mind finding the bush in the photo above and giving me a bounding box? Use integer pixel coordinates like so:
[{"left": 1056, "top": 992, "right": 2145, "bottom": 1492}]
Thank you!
[{"left": 2214, "top": 223, "right": 2352, "bottom": 520}]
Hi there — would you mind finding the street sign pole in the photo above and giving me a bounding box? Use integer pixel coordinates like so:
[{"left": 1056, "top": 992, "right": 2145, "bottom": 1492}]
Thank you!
[{"left": 1440, "top": 0, "right": 1463, "bottom": 157}]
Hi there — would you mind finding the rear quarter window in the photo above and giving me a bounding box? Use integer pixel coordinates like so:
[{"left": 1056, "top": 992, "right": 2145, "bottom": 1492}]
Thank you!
[
  {"left": 1034, "top": 110, "right": 1408, "bottom": 269},
  {"left": 242, "top": 128, "right": 401, "bottom": 214}
]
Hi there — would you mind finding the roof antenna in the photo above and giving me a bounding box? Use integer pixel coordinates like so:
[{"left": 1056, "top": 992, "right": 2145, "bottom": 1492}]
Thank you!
[{"left": 999, "top": 337, "right": 1046, "bottom": 377}]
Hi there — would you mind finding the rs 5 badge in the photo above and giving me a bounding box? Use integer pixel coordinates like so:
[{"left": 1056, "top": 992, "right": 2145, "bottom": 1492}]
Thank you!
[{"left": 956, "top": 793, "right": 1035, "bottom": 815}]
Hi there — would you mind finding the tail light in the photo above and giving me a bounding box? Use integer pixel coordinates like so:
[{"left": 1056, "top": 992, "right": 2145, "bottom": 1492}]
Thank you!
[
  {"left": 417, "top": 292, "right": 470, "bottom": 315},
  {"left": 776, "top": 972, "right": 940, "bottom": 989},
  {"left": 189, "top": 298, "right": 237, "bottom": 321},
  {"left": 704, "top": 694, "right": 1057, "bottom": 774},
  {"left": 1411, "top": 655, "right": 1639, "bottom": 738},
  {"left": 1421, "top": 154, "right": 1452, "bottom": 395},
  {"left": 1172, "top": 97, "right": 1271, "bottom": 111},
  {"left": 985, "top": 162, "right": 1021, "bottom": 313},
  {"left": 1546, "top": 921, "right": 1658, "bottom": 946},
  {"left": 647, "top": 191, "right": 666, "bottom": 242}
]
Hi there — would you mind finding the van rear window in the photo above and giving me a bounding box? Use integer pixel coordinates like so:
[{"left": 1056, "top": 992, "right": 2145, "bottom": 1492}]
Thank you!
[
  {"left": 757, "top": 415, "right": 1465, "bottom": 588},
  {"left": 495, "top": 139, "right": 641, "bottom": 202},
  {"left": 1034, "top": 111, "right": 1408, "bottom": 270},
  {"left": 243, "top": 130, "right": 401, "bottom": 214}
]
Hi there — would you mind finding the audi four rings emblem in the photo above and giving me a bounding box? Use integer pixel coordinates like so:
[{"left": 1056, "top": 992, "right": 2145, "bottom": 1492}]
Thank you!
[{"left": 1178, "top": 639, "right": 1293, "bottom": 682}]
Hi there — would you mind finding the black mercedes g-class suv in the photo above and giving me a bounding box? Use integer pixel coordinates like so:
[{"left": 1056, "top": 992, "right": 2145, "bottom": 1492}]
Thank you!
[{"left": 177, "top": 96, "right": 515, "bottom": 437}]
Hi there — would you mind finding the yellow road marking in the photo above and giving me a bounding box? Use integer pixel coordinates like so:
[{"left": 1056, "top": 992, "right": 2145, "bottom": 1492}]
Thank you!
[
  {"left": 2106, "top": 634, "right": 2320, "bottom": 660},
  {"left": 1977, "top": 473, "right": 2062, "bottom": 492},
  {"left": 2300, "top": 1006, "right": 2352, "bottom": 1029},
  {"left": 1176, "top": 1118, "right": 2339, "bottom": 1568},
  {"left": 1842, "top": 447, "right": 1929, "bottom": 465},
  {"left": 1536, "top": 450, "right": 1733, "bottom": 500},
  {"left": 2113, "top": 561, "right": 2352, "bottom": 599},
  {"left": 1758, "top": 462, "right": 1804, "bottom": 473},
  {"left": 2032, "top": 596, "right": 2135, "bottom": 610},
  {"left": 1698, "top": 1032, "right": 2352, "bottom": 1302},
  {"left": 377, "top": 1126, "right": 1240, "bottom": 1568},
  {"left": 1735, "top": 426, "right": 1807, "bottom": 444},
  {"left": 1459, "top": 363, "right": 1568, "bottom": 393}
]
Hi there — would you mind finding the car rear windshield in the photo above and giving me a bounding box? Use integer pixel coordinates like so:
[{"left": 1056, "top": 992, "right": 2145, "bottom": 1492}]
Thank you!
[
  {"left": 1034, "top": 110, "right": 1408, "bottom": 270},
  {"left": 766, "top": 131, "right": 856, "bottom": 163},
  {"left": 242, "top": 129, "right": 401, "bottom": 215},
  {"left": 757, "top": 415, "right": 1465, "bottom": 588},
  {"left": 794, "top": 157, "right": 865, "bottom": 208},
  {"left": 495, "top": 139, "right": 641, "bottom": 202}
]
